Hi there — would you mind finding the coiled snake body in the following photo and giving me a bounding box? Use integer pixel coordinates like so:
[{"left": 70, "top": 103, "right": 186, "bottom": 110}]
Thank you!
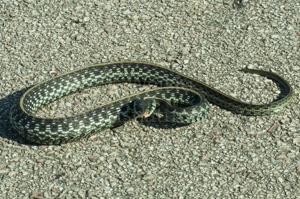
[{"left": 9, "top": 62, "right": 294, "bottom": 144}]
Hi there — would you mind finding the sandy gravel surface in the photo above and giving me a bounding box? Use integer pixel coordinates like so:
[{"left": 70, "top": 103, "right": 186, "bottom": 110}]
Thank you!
[{"left": 0, "top": 0, "right": 299, "bottom": 198}]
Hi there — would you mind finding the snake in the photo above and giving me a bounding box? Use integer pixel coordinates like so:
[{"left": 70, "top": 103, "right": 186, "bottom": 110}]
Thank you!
[{"left": 9, "top": 61, "right": 294, "bottom": 145}]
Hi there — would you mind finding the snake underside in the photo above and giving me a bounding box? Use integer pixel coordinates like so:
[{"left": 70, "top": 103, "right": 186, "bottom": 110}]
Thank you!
[{"left": 9, "top": 61, "right": 294, "bottom": 144}]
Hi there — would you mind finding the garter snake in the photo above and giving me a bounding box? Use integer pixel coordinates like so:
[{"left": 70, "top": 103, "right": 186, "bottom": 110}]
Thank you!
[{"left": 9, "top": 61, "right": 294, "bottom": 144}]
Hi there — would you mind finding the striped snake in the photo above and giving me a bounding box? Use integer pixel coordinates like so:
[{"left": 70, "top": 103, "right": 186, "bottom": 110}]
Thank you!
[{"left": 9, "top": 62, "right": 294, "bottom": 145}]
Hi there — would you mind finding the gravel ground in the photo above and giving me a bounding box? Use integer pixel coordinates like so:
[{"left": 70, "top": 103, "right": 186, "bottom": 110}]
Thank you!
[{"left": 0, "top": 0, "right": 300, "bottom": 198}]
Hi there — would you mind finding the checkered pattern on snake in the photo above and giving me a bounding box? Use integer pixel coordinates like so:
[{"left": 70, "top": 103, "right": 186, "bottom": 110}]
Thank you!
[{"left": 9, "top": 62, "right": 294, "bottom": 145}]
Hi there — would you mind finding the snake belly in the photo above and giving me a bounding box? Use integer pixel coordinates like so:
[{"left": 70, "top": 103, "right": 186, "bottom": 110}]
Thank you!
[{"left": 9, "top": 61, "right": 294, "bottom": 144}]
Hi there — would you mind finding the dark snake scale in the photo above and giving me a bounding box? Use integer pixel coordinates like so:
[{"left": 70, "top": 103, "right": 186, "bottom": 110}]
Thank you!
[{"left": 9, "top": 62, "right": 294, "bottom": 144}]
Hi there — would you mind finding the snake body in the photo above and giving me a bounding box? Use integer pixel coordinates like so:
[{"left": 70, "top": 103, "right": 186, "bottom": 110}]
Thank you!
[{"left": 9, "top": 62, "right": 294, "bottom": 144}]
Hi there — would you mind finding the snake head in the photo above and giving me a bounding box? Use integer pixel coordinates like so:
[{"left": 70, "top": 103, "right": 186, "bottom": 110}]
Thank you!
[{"left": 133, "top": 98, "right": 156, "bottom": 119}]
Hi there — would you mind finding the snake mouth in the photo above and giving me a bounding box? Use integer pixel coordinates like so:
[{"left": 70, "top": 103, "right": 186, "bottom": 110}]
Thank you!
[
  {"left": 141, "top": 112, "right": 150, "bottom": 119},
  {"left": 134, "top": 98, "right": 156, "bottom": 119}
]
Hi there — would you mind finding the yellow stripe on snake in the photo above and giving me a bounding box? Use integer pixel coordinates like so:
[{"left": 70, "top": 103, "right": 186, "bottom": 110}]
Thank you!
[{"left": 9, "top": 62, "right": 294, "bottom": 145}]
